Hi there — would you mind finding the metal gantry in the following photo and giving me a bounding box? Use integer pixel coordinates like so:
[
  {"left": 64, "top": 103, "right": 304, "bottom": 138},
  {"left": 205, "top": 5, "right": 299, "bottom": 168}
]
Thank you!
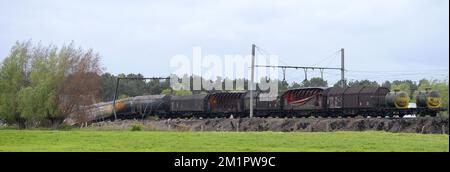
[
  {"left": 249, "top": 45, "right": 347, "bottom": 118},
  {"left": 253, "top": 48, "right": 346, "bottom": 86},
  {"left": 250, "top": 44, "right": 256, "bottom": 118}
]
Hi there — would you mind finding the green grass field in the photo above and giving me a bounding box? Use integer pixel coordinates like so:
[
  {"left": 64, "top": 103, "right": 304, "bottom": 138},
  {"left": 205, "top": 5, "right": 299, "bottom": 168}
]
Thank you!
[{"left": 0, "top": 130, "right": 448, "bottom": 152}]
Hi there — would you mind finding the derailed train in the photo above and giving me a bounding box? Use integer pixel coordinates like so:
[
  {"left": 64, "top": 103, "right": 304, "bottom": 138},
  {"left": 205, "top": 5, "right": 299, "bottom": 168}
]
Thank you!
[{"left": 83, "top": 86, "right": 444, "bottom": 122}]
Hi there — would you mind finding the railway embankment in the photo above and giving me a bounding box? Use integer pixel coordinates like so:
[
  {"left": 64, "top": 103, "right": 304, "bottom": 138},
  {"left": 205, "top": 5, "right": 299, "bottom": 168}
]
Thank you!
[{"left": 89, "top": 117, "right": 449, "bottom": 134}]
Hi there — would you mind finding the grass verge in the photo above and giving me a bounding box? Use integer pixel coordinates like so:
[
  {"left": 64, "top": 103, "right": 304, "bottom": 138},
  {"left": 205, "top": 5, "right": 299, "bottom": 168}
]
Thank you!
[{"left": 0, "top": 130, "right": 448, "bottom": 152}]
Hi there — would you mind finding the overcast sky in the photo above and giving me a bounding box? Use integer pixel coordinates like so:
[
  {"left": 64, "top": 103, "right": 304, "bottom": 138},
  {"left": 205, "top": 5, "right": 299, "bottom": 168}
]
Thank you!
[{"left": 0, "top": 0, "right": 448, "bottom": 84}]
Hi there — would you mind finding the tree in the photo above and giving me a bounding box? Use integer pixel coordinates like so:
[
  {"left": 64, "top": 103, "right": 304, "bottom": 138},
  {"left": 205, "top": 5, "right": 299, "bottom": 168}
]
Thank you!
[
  {"left": 382, "top": 81, "right": 391, "bottom": 88},
  {"left": 348, "top": 79, "right": 379, "bottom": 87},
  {"left": 100, "top": 73, "right": 117, "bottom": 101},
  {"left": 290, "top": 82, "right": 301, "bottom": 89},
  {"left": 278, "top": 80, "right": 289, "bottom": 91},
  {"left": 18, "top": 46, "right": 60, "bottom": 128},
  {"left": 147, "top": 79, "right": 163, "bottom": 95},
  {"left": 290, "top": 78, "right": 328, "bottom": 88},
  {"left": 417, "top": 79, "right": 431, "bottom": 90},
  {"left": 391, "top": 80, "right": 417, "bottom": 99},
  {"left": 123, "top": 73, "right": 146, "bottom": 97},
  {"left": 308, "top": 77, "right": 328, "bottom": 87},
  {"left": 58, "top": 44, "right": 102, "bottom": 125},
  {"left": 0, "top": 41, "right": 103, "bottom": 128},
  {"left": 333, "top": 80, "right": 347, "bottom": 87},
  {"left": 0, "top": 42, "right": 30, "bottom": 128},
  {"left": 161, "top": 88, "right": 191, "bottom": 96}
]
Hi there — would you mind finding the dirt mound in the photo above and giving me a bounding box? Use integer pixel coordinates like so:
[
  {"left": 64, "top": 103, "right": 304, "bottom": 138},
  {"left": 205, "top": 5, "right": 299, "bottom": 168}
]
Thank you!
[{"left": 90, "top": 117, "right": 449, "bottom": 134}]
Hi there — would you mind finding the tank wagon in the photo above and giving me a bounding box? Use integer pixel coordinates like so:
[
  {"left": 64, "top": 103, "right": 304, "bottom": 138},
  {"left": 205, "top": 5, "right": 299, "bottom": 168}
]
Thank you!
[{"left": 416, "top": 88, "right": 442, "bottom": 109}]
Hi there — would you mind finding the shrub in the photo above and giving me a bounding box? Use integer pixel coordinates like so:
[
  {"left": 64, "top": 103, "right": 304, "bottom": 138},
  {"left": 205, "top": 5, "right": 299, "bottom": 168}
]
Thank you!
[
  {"left": 58, "top": 123, "right": 73, "bottom": 130},
  {"left": 131, "top": 124, "right": 142, "bottom": 131}
]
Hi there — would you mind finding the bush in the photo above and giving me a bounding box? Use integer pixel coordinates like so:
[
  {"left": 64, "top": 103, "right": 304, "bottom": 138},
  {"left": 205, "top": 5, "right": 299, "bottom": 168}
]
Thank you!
[
  {"left": 131, "top": 124, "right": 142, "bottom": 131},
  {"left": 58, "top": 123, "right": 73, "bottom": 131}
]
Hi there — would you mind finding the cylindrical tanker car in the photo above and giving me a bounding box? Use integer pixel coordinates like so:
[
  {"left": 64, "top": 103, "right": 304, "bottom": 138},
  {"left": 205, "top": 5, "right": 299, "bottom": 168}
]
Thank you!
[
  {"left": 416, "top": 88, "right": 442, "bottom": 108},
  {"left": 385, "top": 89, "right": 410, "bottom": 108}
]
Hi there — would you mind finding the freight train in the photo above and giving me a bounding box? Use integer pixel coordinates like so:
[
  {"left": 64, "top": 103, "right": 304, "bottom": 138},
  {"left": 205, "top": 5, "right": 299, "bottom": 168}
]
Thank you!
[{"left": 78, "top": 86, "right": 444, "bottom": 123}]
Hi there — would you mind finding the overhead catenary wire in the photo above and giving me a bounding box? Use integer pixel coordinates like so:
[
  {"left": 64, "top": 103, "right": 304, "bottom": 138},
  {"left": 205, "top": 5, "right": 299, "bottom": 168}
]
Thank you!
[
  {"left": 255, "top": 45, "right": 346, "bottom": 85},
  {"left": 252, "top": 45, "right": 448, "bottom": 85},
  {"left": 311, "top": 50, "right": 341, "bottom": 67}
]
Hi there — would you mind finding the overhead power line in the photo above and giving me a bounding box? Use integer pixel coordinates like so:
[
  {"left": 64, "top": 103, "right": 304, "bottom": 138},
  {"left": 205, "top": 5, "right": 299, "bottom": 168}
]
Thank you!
[{"left": 253, "top": 45, "right": 346, "bottom": 87}]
